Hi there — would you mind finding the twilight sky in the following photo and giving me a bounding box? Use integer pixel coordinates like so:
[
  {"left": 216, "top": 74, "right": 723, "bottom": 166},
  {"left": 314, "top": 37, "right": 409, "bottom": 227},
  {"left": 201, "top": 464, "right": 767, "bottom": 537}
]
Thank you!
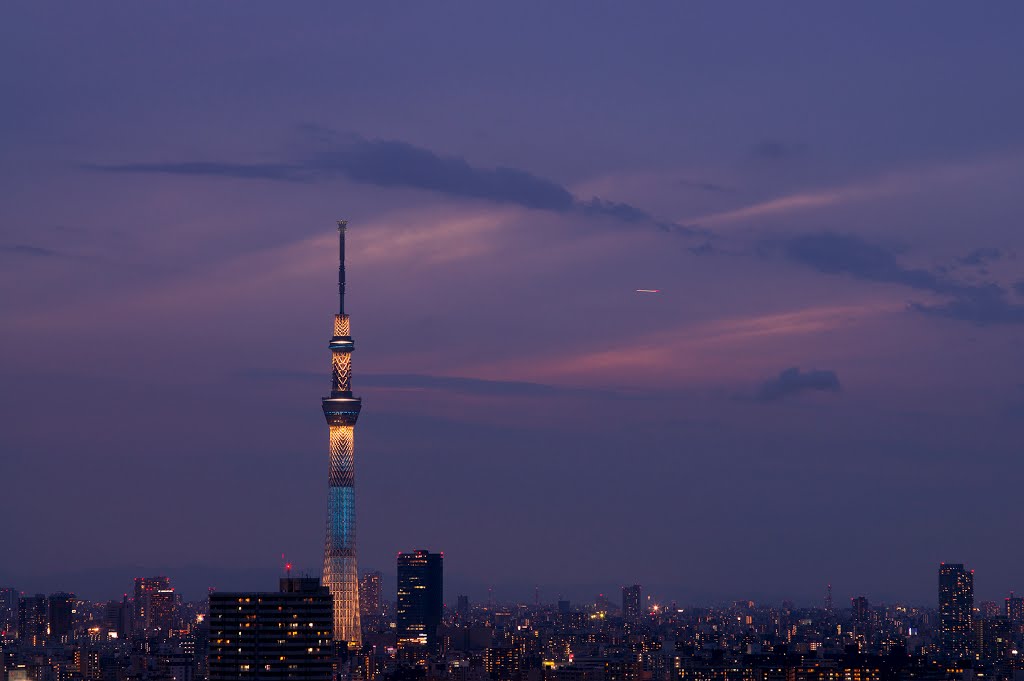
[{"left": 3, "top": 3, "right": 1024, "bottom": 607}]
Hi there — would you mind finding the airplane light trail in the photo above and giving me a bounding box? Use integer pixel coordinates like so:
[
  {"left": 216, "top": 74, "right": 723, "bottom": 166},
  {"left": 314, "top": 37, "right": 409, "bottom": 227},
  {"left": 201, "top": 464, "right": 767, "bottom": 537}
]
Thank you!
[{"left": 636, "top": 289, "right": 660, "bottom": 293}]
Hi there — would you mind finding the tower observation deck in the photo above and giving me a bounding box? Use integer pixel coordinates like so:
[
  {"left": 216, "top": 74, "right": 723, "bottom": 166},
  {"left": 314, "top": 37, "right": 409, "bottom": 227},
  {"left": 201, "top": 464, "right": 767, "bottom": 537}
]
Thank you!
[{"left": 321, "top": 220, "right": 363, "bottom": 647}]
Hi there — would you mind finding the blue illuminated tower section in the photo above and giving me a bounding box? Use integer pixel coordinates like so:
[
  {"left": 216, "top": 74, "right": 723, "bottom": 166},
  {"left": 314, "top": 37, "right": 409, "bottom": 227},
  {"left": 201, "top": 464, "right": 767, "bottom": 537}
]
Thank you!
[{"left": 321, "top": 220, "right": 362, "bottom": 647}]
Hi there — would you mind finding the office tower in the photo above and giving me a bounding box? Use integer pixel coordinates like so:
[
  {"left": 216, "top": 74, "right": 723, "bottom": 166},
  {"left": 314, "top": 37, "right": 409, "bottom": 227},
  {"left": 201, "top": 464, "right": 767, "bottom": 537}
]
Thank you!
[
  {"left": 976, "top": 616, "right": 1012, "bottom": 662},
  {"left": 0, "top": 587, "right": 16, "bottom": 637},
  {"left": 48, "top": 592, "right": 75, "bottom": 641},
  {"left": 557, "top": 600, "right": 570, "bottom": 615},
  {"left": 17, "top": 595, "right": 47, "bottom": 647},
  {"left": 1006, "top": 593, "right": 1024, "bottom": 627},
  {"left": 321, "top": 220, "right": 363, "bottom": 646},
  {"left": 103, "top": 599, "right": 130, "bottom": 638},
  {"left": 208, "top": 578, "right": 333, "bottom": 681},
  {"left": 939, "top": 563, "right": 974, "bottom": 660},
  {"left": 456, "top": 595, "right": 469, "bottom": 618},
  {"left": 621, "top": 585, "right": 642, "bottom": 623},
  {"left": 135, "top": 576, "right": 171, "bottom": 633},
  {"left": 851, "top": 596, "right": 870, "bottom": 639},
  {"left": 359, "top": 571, "right": 382, "bottom": 623},
  {"left": 396, "top": 551, "right": 443, "bottom": 649},
  {"left": 148, "top": 588, "right": 177, "bottom": 634}
]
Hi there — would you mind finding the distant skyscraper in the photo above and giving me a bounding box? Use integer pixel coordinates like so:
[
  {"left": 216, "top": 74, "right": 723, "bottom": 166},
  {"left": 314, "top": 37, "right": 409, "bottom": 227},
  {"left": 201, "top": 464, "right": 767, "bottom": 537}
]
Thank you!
[
  {"left": 208, "top": 578, "right": 333, "bottom": 681},
  {"left": 0, "top": 587, "right": 17, "bottom": 637},
  {"left": 359, "top": 571, "right": 382, "bottom": 623},
  {"left": 134, "top": 576, "right": 171, "bottom": 633},
  {"left": 103, "top": 599, "right": 130, "bottom": 639},
  {"left": 17, "top": 595, "right": 46, "bottom": 647},
  {"left": 396, "top": 550, "right": 443, "bottom": 649},
  {"left": 622, "top": 585, "right": 642, "bottom": 623},
  {"left": 47, "top": 592, "right": 75, "bottom": 641},
  {"left": 1006, "top": 593, "right": 1024, "bottom": 627},
  {"left": 939, "top": 563, "right": 974, "bottom": 661},
  {"left": 851, "top": 596, "right": 870, "bottom": 640},
  {"left": 321, "top": 220, "right": 363, "bottom": 646},
  {"left": 457, "top": 595, "right": 470, "bottom": 618},
  {"left": 148, "top": 588, "right": 177, "bottom": 634}
]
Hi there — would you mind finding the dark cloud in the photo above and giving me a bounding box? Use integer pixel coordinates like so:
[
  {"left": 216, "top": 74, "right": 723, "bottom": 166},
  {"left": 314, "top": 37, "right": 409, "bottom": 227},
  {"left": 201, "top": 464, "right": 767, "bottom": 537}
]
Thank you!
[
  {"left": 751, "top": 140, "right": 807, "bottom": 161},
  {"left": 756, "top": 368, "right": 841, "bottom": 402},
  {"left": 1014, "top": 281, "right": 1024, "bottom": 296},
  {"left": 775, "top": 232, "right": 953, "bottom": 293},
  {"left": 90, "top": 137, "right": 702, "bottom": 234},
  {"left": 957, "top": 247, "right": 1003, "bottom": 267},
  {"left": 770, "top": 232, "right": 1024, "bottom": 325},
  {"left": 910, "top": 285, "right": 1024, "bottom": 325},
  {"left": 1, "top": 244, "right": 63, "bottom": 257}
]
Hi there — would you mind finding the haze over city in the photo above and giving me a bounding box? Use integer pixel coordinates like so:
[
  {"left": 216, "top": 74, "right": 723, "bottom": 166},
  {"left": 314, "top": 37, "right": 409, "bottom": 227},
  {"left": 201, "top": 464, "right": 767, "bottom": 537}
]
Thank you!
[{"left": 3, "top": 3, "right": 1024, "bottom": 610}]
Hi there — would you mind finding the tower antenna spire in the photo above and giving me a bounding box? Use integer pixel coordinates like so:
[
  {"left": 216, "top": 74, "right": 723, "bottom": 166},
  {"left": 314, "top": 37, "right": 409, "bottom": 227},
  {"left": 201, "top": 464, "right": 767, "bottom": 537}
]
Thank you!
[{"left": 337, "top": 220, "right": 348, "bottom": 316}]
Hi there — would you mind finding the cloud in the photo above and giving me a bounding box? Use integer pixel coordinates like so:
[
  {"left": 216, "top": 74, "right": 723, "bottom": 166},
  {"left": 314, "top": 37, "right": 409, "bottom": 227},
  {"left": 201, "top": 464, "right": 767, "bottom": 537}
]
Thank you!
[
  {"left": 773, "top": 232, "right": 954, "bottom": 293},
  {"left": 910, "top": 285, "right": 1024, "bottom": 325},
  {"left": 768, "top": 232, "right": 1024, "bottom": 325},
  {"left": 956, "top": 247, "right": 1003, "bottom": 267},
  {"left": 90, "top": 137, "right": 702, "bottom": 234},
  {"left": 756, "top": 367, "right": 841, "bottom": 402},
  {"left": 1, "top": 244, "right": 64, "bottom": 257},
  {"left": 1015, "top": 281, "right": 1024, "bottom": 296}
]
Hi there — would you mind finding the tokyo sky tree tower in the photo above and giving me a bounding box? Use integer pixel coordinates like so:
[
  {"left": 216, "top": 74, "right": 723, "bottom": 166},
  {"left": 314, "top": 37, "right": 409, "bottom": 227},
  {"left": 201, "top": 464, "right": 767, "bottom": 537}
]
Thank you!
[{"left": 321, "top": 220, "right": 362, "bottom": 647}]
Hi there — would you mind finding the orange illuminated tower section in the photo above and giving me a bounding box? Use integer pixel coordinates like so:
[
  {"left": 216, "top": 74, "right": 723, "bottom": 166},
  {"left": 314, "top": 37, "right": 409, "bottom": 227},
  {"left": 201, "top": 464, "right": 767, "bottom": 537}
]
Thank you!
[{"left": 321, "top": 220, "right": 362, "bottom": 647}]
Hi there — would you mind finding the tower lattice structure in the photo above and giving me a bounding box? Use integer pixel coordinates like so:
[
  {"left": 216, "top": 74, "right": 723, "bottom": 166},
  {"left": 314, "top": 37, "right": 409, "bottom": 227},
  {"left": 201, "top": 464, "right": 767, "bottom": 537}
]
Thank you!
[{"left": 321, "top": 220, "right": 363, "bottom": 647}]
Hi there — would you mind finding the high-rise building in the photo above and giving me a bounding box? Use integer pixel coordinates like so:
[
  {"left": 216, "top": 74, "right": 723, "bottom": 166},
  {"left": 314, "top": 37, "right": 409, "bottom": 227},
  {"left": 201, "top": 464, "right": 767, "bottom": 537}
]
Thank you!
[
  {"left": 321, "top": 220, "right": 363, "bottom": 647},
  {"left": 47, "top": 592, "right": 75, "bottom": 641},
  {"left": 851, "top": 596, "right": 870, "bottom": 639},
  {"left": 208, "top": 578, "right": 333, "bottom": 681},
  {"left": 148, "top": 589, "right": 178, "bottom": 634},
  {"left": 622, "top": 585, "right": 641, "bottom": 623},
  {"left": 1006, "top": 593, "right": 1023, "bottom": 627},
  {"left": 456, "top": 595, "right": 470, "bottom": 619},
  {"left": 103, "top": 599, "right": 130, "bottom": 639},
  {"left": 359, "top": 571, "right": 382, "bottom": 624},
  {"left": 396, "top": 550, "right": 443, "bottom": 650},
  {"left": 135, "top": 576, "right": 172, "bottom": 633},
  {"left": 17, "top": 595, "right": 47, "bottom": 647},
  {"left": 0, "top": 587, "right": 17, "bottom": 637},
  {"left": 939, "top": 563, "right": 974, "bottom": 661}
]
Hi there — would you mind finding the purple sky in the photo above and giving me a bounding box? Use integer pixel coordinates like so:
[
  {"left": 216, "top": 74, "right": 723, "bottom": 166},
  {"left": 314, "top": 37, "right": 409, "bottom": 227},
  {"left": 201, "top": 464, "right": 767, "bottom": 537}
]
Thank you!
[{"left": 3, "top": 3, "right": 1024, "bottom": 606}]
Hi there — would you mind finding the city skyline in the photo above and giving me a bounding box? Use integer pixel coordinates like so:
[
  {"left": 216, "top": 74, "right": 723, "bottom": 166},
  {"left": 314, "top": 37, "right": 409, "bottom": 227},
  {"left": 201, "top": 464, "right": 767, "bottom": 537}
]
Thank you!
[{"left": 4, "top": 3, "right": 1024, "bottom": 606}]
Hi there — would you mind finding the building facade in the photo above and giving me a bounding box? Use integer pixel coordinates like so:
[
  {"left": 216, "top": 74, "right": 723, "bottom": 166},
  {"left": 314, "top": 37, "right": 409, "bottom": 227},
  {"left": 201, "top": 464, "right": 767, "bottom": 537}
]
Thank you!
[
  {"left": 397, "top": 550, "right": 443, "bottom": 650},
  {"left": 622, "top": 585, "right": 642, "bottom": 624},
  {"left": 208, "top": 578, "right": 333, "bottom": 681},
  {"left": 938, "top": 563, "right": 974, "bottom": 660}
]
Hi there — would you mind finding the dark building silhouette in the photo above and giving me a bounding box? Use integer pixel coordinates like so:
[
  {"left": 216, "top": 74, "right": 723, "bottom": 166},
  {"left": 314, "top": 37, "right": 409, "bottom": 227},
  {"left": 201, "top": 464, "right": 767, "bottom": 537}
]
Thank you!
[
  {"left": 975, "top": 615, "right": 1012, "bottom": 663},
  {"left": 1006, "top": 593, "right": 1023, "bottom": 627},
  {"left": 396, "top": 550, "right": 443, "bottom": 650},
  {"left": 938, "top": 563, "right": 974, "bottom": 661},
  {"left": 851, "top": 596, "right": 870, "bottom": 640},
  {"left": 622, "top": 585, "right": 642, "bottom": 623},
  {"left": 134, "top": 576, "right": 171, "bottom": 632},
  {"left": 0, "top": 587, "right": 17, "bottom": 637},
  {"left": 47, "top": 592, "right": 75, "bottom": 641},
  {"left": 456, "top": 595, "right": 469, "bottom": 619},
  {"left": 17, "top": 594, "right": 47, "bottom": 646},
  {"left": 208, "top": 577, "right": 333, "bottom": 681},
  {"left": 359, "top": 571, "right": 382, "bottom": 624}
]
